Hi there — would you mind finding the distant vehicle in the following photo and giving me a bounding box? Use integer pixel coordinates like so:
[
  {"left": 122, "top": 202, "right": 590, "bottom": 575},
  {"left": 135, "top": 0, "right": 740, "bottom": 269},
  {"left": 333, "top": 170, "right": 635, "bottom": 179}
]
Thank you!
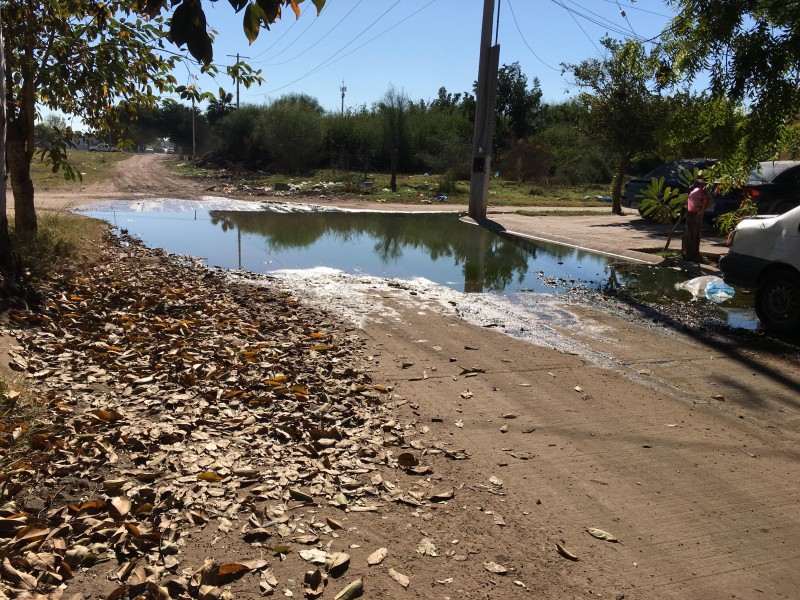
[
  {"left": 712, "top": 161, "right": 800, "bottom": 218},
  {"left": 622, "top": 159, "right": 717, "bottom": 211},
  {"left": 144, "top": 147, "right": 155, "bottom": 153},
  {"left": 89, "top": 143, "right": 115, "bottom": 152},
  {"left": 166, "top": 147, "right": 175, "bottom": 154},
  {"left": 720, "top": 205, "right": 800, "bottom": 333}
]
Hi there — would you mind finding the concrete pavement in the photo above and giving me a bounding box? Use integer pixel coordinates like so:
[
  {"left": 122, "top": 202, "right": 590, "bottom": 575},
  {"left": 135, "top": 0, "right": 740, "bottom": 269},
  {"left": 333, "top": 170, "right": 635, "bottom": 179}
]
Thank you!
[{"left": 472, "top": 208, "right": 730, "bottom": 267}]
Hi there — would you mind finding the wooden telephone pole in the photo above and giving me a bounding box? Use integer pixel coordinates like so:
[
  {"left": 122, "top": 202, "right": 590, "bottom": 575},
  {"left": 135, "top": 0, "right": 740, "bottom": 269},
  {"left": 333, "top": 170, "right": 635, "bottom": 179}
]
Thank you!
[
  {"left": 227, "top": 53, "right": 250, "bottom": 108},
  {"left": 468, "top": 0, "right": 501, "bottom": 220}
]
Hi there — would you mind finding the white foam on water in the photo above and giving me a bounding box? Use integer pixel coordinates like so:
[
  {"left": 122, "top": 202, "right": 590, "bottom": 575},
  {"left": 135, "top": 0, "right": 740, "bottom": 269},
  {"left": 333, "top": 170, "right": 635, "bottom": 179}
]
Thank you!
[{"left": 234, "top": 267, "right": 615, "bottom": 366}]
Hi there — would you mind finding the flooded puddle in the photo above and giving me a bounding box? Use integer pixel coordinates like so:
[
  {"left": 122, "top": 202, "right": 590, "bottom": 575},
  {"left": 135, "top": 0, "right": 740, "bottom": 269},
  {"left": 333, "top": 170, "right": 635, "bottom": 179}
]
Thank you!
[{"left": 81, "top": 200, "right": 756, "bottom": 329}]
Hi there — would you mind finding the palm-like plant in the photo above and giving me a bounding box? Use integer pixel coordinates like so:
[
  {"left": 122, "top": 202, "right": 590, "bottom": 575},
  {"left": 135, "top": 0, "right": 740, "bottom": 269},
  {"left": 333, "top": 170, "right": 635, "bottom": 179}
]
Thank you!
[{"left": 639, "top": 166, "right": 703, "bottom": 252}]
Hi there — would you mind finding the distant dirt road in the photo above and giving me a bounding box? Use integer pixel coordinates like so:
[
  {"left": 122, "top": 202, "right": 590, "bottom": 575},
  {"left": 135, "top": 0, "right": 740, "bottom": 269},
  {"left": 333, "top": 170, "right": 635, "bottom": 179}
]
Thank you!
[{"left": 24, "top": 154, "right": 208, "bottom": 213}]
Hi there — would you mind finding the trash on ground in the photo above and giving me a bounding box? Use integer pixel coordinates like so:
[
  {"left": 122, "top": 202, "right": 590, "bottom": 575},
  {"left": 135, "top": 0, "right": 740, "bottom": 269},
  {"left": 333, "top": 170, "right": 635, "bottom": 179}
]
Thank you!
[{"left": 674, "top": 275, "right": 735, "bottom": 303}]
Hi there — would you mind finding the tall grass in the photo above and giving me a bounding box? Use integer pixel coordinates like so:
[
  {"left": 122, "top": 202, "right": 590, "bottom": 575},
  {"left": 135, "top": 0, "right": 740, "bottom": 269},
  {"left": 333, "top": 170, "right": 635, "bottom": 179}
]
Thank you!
[{"left": 11, "top": 213, "right": 108, "bottom": 278}]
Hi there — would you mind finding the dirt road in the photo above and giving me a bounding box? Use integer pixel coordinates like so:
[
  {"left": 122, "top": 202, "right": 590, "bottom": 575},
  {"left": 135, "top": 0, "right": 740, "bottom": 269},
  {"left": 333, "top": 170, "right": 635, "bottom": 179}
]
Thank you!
[{"left": 6, "top": 155, "right": 800, "bottom": 598}]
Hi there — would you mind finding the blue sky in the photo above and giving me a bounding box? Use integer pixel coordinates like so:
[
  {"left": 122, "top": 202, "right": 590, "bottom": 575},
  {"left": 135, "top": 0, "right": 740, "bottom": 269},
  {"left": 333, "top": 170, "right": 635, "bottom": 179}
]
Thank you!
[
  {"left": 44, "top": 0, "right": 679, "bottom": 128},
  {"left": 172, "top": 0, "right": 677, "bottom": 111}
]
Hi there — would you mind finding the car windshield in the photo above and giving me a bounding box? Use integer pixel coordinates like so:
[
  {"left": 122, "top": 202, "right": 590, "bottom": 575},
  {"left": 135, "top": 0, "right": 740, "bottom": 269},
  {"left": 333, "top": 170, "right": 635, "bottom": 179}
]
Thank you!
[
  {"left": 644, "top": 160, "right": 713, "bottom": 180},
  {"left": 750, "top": 163, "right": 798, "bottom": 182}
]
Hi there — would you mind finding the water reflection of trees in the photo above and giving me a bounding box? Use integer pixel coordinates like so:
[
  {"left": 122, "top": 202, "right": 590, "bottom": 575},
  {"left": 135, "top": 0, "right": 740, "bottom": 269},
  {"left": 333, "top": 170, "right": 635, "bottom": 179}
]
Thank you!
[{"left": 208, "top": 211, "right": 531, "bottom": 292}]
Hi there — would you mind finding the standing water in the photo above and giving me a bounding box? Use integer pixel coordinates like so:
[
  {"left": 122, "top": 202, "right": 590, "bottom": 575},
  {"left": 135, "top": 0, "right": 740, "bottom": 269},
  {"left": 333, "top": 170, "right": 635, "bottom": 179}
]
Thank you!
[{"left": 81, "top": 202, "right": 756, "bottom": 326}]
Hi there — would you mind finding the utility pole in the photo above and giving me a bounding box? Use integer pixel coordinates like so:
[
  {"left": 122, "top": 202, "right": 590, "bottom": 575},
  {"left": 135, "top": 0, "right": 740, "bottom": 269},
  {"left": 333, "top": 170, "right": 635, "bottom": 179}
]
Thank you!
[
  {"left": 340, "top": 80, "right": 347, "bottom": 115},
  {"left": 468, "top": 0, "right": 501, "bottom": 220},
  {"left": 227, "top": 53, "right": 250, "bottom": 108},
  {"left": 191, "top": 95, "right": 196, "bottom": 156}
]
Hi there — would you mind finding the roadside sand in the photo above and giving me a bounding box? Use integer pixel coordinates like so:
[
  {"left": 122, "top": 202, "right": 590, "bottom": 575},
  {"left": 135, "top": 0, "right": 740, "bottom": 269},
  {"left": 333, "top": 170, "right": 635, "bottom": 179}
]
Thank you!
[{"left": 4, "top": 154, "right": 800, "bottom": 599}]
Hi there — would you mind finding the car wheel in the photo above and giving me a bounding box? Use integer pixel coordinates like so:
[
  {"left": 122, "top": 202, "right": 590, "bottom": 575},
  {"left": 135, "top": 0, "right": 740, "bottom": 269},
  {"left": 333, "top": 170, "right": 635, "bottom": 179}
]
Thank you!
[{"left": 755, "top": 270, "right": 800, "bottom": 334}]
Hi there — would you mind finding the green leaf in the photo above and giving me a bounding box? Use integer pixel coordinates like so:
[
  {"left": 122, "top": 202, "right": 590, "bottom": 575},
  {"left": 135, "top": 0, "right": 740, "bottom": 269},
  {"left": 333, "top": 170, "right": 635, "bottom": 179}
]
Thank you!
[{"left": 243, "top": 3, "right": 263, "bottom": 43}]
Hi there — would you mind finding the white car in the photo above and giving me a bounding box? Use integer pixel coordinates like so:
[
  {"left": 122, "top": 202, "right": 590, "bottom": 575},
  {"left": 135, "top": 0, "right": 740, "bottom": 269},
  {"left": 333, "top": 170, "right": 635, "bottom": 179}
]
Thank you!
[
  {"left": 719, "top": 205, "right": 800, "bottom": 333},
  {"left": 89, "top": 143, "right": 115, "bottom": 152}
]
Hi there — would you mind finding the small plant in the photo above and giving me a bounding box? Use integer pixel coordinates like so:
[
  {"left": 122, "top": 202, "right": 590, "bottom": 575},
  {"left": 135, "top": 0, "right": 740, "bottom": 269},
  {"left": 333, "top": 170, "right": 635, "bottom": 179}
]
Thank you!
[
  {"left": 714, "top": 195, "right": 758, "bottom": 235},
  {"left": 436, "top": 169, "right": 459, "bottom": 194},
  {"left": 638, "top": 166, "right": 703, "bottom": 252},
  {"left": 657, "top": 249, "right": 681, "bottom": 258},
  {"left": 528, "top": 184, "right": 546, "bottom": 197},
  {"left": 639, "top": 177, "right": 687, "bottom": 252}
]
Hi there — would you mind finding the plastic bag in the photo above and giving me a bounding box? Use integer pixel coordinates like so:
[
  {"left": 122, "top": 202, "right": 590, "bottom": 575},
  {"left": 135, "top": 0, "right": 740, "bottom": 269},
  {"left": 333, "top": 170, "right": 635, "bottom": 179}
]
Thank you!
[
  {"left": 674, "top": 275, "right": 719, "bottom": 301},
  {"left": 705, "top": 280, "right": 735, "bottom": 304},
  {"left": 674, "top": 275, "right": 735, "bottom": 303}
]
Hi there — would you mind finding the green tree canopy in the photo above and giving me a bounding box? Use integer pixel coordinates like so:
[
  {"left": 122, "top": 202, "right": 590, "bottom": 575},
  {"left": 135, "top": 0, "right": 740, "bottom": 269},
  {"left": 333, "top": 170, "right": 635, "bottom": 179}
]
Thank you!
[
  {"left": 664, "top": 0, "right": 800, "bottom": 165},
  {"left": 495, "top": 62, "right": 543, "bottom": 141},
  {"left": 565, "top": 37, "right": 667, "bottom": 214},
  {"left": 2, "top": 0, "right": 179, "bottom": 232}
]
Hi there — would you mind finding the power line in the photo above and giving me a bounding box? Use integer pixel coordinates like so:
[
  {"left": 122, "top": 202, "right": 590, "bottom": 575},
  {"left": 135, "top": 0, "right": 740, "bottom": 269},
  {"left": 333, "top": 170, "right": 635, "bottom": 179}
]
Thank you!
[
  {"left": 248, "top": 3, "right": 306, "bottom": 61},
  {"left": 506, "top": 0, "right": 560, "bottom": 71},
  {"left": 614, "top": 0, "right": 639, "bottom": 38},
  {"left": 595, "top": 0, "right": 671, "bottom": 19},
  {"left": 256, "top": 0, "right": 364, "bottom": 67},
  {"left": 557, "top": 0, "right": 639, "bottom": 39},
  {"left": 550, "top": 0, "right": 602, "bottom": 54},
  {"left": 255, "top": 0, "right": 439, "bottom": 97}
]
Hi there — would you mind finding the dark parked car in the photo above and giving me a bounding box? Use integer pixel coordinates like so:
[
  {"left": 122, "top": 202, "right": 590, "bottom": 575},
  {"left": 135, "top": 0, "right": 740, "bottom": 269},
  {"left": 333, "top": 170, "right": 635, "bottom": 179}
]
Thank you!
[
  {"left": 622, "top": 159, "right": 717, "bottom": 210},
  {"left": 712, "top": 161, "right": 800, "bottom": 217}
]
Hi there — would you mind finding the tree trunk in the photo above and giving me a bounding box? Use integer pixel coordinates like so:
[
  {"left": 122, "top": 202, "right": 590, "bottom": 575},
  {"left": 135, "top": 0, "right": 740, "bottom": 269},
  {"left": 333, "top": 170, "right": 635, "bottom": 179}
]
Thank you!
[
  {"left": 682, "top": 209, "right": 703, "bottom": 262},
  {"left": 7, "top": 123, "right": 37, "bottom": 234},
  {"left": 664, "top": 211, "right": 685, "bottom": 253},
  {"left": 7, "top": 35, "right": 38, "bottom": 234},
  {"left": 390, "top": 148, "right": 398, "bottom": 192},
  {"left": 0, "top": 15, "right": 20, "bottom": 278},
  {"left": 611, "top": 152, "right": 631, "bottom": 215}
]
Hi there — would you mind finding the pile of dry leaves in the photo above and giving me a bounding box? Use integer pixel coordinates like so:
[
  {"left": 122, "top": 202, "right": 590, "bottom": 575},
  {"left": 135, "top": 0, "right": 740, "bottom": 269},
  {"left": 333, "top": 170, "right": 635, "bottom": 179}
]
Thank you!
[{"left": 0, "top": 233, "right": 452, "bottom": 599}]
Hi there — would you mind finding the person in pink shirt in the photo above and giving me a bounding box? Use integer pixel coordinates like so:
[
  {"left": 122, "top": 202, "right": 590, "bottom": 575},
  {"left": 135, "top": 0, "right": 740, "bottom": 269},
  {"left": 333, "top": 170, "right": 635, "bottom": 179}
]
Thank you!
[{"left": 683, "top": 175, "right": 711, "bottom": 261}]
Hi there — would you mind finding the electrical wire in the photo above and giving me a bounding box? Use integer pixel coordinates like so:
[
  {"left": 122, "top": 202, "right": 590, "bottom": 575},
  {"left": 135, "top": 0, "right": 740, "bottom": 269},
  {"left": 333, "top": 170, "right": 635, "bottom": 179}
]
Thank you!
[
  {"left": 614, "top": 0, "right": 639, "bottom": 38},
  {"left": 255, "top": 0, "right": 439, "bottom": 97},
  {"left": 595, "top": 0, "right": 671, "bottom": 19},
  {"left": 259, "top": 0, "right": 376, "bottom": 67},
  {"left": 256, "top": 0, "right": 364, "bottom": 67},
  {"left": 550, "top": 0, "right": 602, "bottom": 54},
  {"left": 556, "top": 0, "right": 639, "bottom": 39},
  {"left": 248, "top": 3, "right": 307, "bottom": 61},
  {"left": 506, "top": 0, "right": 560, "bottom": 71}
]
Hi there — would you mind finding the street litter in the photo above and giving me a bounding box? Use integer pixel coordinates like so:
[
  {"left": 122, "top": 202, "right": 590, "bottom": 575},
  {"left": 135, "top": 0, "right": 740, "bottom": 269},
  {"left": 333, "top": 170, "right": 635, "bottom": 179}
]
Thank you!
[{"left": 674, "top": 275, "right": 735, "bottom": 303}]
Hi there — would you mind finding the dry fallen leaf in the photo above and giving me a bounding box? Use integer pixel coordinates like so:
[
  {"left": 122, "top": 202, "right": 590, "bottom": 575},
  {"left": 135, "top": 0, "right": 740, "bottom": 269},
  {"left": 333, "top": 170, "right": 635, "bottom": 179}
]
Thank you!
[
  {"left": 483, "top": 561, "right": 508, "bottom": 574},
  {"left": 300, "top": 549, "right": 328, "bottom": 565},
  {"left": 428, "top": 489, "right": 455, "bottom": 502},
  {"left": 325, "top": 552, "right": 350, "bottom": 576},
  {"left": 556, "top": 542, "right": 579, "bottom": 561},
  {"left": 388, "top": 568, "right": 410, "bottom": 588},
  {"left": 367, "top": 548, "right": 388, "bottom": 566},
  {"left": 397, "top": 452, "right": 419, "bottom": 468},
  {"left": 326, "top": 517, "right": 344, "bottom": 530},
  {"left": 587, "top": 527, "right": 619, "bottom": 543},
  {"left": 416, "top": 538, "right": 438, "bottom": 557},
  {"left": 333, "top": 578, "right": 363, "bottom": 600},
  {"left": 304, "top": 568, "right": 327, "bottom": 598}
]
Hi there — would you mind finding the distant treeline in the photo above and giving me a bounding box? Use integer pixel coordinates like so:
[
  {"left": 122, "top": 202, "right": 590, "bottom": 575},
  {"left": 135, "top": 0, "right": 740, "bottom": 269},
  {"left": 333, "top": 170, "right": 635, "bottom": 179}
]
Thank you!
[{"left": 91, "top": 61, "right": 737, "bottom": 185}]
